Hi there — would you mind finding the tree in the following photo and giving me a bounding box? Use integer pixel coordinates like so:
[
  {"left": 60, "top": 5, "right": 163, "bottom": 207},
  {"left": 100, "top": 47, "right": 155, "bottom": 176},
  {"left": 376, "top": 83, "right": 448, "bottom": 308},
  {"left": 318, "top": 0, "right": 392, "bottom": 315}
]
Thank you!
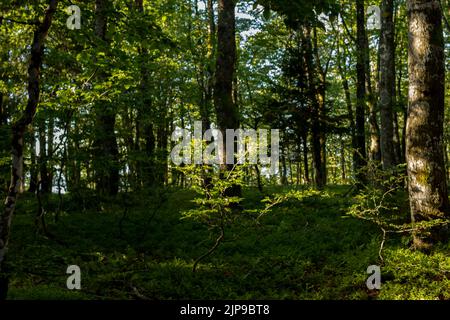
[
  {"left": 0, "top": 0, "right": 58, "bottom": 299},
  {"left": 355, "top": 0, "right": 367, "bottom": 186},
  {"left": 406, "top": 0, "right": 449, "bottom": 248},
  {"left": 92, "top": 0, "right": 120, "bottom": 197},
  {"left": 214, "top": 0, "right": 241, "bottom": 196},
  {"left": 379, "top": 0, "right": 396, "bottom": 169}
]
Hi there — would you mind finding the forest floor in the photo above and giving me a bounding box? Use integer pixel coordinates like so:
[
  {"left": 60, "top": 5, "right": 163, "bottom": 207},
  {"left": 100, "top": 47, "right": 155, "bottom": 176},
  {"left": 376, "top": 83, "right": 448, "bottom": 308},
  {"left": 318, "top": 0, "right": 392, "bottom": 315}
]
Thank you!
[{"left": 5, "top": 185, "right": 450, "bottom": 300}]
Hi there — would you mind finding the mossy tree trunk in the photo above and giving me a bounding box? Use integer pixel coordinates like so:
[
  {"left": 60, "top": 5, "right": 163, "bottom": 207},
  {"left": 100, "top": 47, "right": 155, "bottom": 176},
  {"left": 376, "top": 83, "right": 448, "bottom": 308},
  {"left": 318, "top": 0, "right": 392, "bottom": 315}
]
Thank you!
[{"left": 406, "top": 0, "right": 450, "bottom": 248}]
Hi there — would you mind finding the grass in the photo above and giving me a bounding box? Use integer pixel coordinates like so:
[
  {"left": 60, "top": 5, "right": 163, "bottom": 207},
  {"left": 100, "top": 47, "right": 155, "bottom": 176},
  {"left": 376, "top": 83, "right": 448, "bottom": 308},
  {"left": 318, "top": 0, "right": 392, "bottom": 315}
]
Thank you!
[{"left": 4, "top": 185, "right": 450, "bottom": 300}]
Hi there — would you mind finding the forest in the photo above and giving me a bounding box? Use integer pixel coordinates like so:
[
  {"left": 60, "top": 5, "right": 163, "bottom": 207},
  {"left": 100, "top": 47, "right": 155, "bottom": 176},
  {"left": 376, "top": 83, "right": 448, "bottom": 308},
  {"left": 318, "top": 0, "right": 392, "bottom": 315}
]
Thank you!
[{"left": 0, "top": 0, "right": 449, "bottom": 301}]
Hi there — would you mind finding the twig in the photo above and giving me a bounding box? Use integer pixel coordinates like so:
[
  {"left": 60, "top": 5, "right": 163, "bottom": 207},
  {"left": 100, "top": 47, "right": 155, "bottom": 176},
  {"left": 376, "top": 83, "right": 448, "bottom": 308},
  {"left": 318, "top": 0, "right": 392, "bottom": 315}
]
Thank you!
[
  {"left": 192, "top": 225, "right": 224, "bottom": 272},
  {"left": 131, "top": 286, "right": 151, "bottom": 300},
  {"left": 0, "top": 16, "right": 39, "bottom": 26},
  {"left": 340, "top": 14, "right": 356, "bottom": 44},
  {"left": 379, "top": 228, "right": 386, "bottom": 264}
]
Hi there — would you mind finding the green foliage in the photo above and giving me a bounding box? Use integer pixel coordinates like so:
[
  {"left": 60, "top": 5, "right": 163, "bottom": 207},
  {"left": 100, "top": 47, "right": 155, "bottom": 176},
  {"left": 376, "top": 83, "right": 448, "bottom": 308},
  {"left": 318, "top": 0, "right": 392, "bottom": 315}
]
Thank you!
[
  {"left": 5, "top": 187, "right": 450, "bottom": 300},
  {"left": 347, "top": 162, "right": 408, "bottom": 232},
  {"left": 180, "top": 165, "right": 244, "bottom": 224},
  {"left": 347, "top": 162, "right": 450, "bottom": 263},
  {"left": 179, "top": 164, "right": 246, "bottom": 271}
]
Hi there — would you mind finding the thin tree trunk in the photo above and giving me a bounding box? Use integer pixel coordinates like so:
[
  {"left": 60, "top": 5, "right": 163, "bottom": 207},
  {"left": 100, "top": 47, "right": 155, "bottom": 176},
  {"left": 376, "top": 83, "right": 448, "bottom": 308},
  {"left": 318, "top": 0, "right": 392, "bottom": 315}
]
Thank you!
[
  {"left": 365, "top": 34, "right": 381, "bottom": 162},
  {"left": 355, "top": 0, "right": 368, "bottom": 186},
  {"left": 302, "top": 133, "right": 310, "bottom": 184},
  {"left": 337, "top": 43, "right": 357, "bottom": 177},
  {"left": 303, "top": 26, "right": 324, "bottom": 189},
  {"left": 379, "top": 0, "right": 397, "bottom": 169},
  {"left": 28, "top": 126, "right": 38, "bottom": 193},
  {"left": 340, "top": 135, "right": 346, "bottom": 183}
]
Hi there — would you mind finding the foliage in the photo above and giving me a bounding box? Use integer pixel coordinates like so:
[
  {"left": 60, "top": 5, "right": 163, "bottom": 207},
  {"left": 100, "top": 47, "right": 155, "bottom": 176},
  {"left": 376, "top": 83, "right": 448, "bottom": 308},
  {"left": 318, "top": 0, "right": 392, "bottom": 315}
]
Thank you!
[
  {"left": 347, "top": 162, "right": 450, "bottom": 261},
  {"left": 7, "top": 187, "right": 449, "bottom": 300}
]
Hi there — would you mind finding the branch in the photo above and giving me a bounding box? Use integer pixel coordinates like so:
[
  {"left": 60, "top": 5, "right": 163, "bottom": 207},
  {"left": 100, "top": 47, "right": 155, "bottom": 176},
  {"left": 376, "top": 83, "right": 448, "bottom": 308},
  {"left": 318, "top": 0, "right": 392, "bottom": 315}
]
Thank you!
[
  {"left": 340, "top": 14, "right": 356, "bottom": 44},
  {"left": 439, "top": 0, "right": 450, "bottom": 33},
  {"left": 0, "top": 16, "right": 40, "bottom": 26}
]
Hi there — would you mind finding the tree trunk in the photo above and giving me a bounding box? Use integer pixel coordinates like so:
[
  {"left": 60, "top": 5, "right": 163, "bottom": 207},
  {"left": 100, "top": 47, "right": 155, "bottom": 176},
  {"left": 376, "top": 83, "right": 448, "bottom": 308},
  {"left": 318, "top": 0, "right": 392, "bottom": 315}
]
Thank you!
[
  {"left": 302, "top": 132, "right": 310, "bottom": 184},
  {"left": 340, "top": 135, "right": 346, "bottom": 182},
  {"left": 214, "top": 0, "right": 241, "bottom": 197},
  {"left": 337, "top": 43, "right": 357, "bottom": 177},
  {"left": 93, "top": 0, "right": 120, "bottom": 197},
  {"left": 38, "top": 119, "right": 51, "bottom": 193},
  {"left": 28, "top": 126, "right": 38, "bottom": 193},
  {"left": 355, "top": 0, "right": 368, "bottom": 186},
  {"left": 0, "top": 0, "right": 58, "bottom": 299},
  {"left": 203, "top": 0, "right": 215, "bottom": 131},
  {"left": 379, "top": 0, "right": 397, "bottom": 169},
  {"left": 303, "top": 26, "right": 325, "bottom": 189},
  {"left": 365, "top": 33, "right": 381, "bottom": 163},
  {"left": 134, "top": 0, "right": 157, "bottom": 189},
  {"left": 406, "top": 0, "right": 450, "bottom": 248},
  {"left": 393, "top": 111, "right": 402, "bottom": 164}
]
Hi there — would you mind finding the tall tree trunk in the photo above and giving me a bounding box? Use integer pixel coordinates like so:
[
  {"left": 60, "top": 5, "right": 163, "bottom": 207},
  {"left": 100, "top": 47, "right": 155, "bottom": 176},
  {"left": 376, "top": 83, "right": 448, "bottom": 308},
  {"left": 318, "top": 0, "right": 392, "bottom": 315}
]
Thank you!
[
  {"left": 28, "top": 126, "right": 38, "bottom": 193},
  {"left": 93, "top": 0, "right": 120, "bottom": 197},
  {"left": 38, "top": 119, "right": 50, "bottom": 193},
  {"left": 203, "top": 0, "right": 216, "bottom": 131},
  {"left": 303, "top": 27, "right": 325, "bottom": 189},
  {"left": 355, "top": 0, "right": 368, "bottom": 186},
  {"left": 393, "top": 111, "right": 402, "bottom": 164},
  {"left": 379, "top": 0, "right": 397, "bottom": 169},
  {"left": 281, "top": 143, "right": 288, "bottom": 185},
  {"left": 340, "top": 135, "right": 346, "bottom": 182},
  {"left": 365, "top": 34, "right": 381, "bottom": 162},
  {"left": 47, "top": 116, "right": 54, "bottom": 191},
  {"left": 397, "top": 64, "right": 407, "bottom": 164},
  {"left": 406, "top": 0, "right": 449, "bottom": 249},
  {"left": 0, "top": 93, "right": 4, "bottom": 125},
  {"left": 337, "top": 43, "right": 357, "bottom": 177},
  {"left": 0, "top": 92, "right": 9, "bottom": 193},
  {"left": 313, "top": 27, "right": 327, "bottom": 188},
  {"left": 134, "top": 0, "right": 156, "bottom": 189},
  {"left": 0, "top": 0, "right": 58, "bottom": 299},
  {"left": 302, "top": 132, "right": 310, "bottom": 184},
  {"left": 214, "top": 0, "right": 241, "bottom": 197}
]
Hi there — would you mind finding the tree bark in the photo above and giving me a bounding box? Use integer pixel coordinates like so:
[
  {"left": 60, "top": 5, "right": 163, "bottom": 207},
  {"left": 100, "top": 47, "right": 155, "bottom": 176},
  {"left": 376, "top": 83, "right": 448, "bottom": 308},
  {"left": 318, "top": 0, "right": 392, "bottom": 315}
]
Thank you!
[
  {"left": 355, "top": 0, "right": 368, "bottom": 186},
  {"left": 379, "top": 0, "right": 397, "bottom": 169},
  {"left": 302, "top": 132, "right": 310, "bottom": 184},
  {"left": 303, "top": 26, "right": 325, "bottom": 189},
  {"left": 337, "top": 43, "right": 357, "bottom": 177},
  {"left": 0, "top": 0, "right": 58, "bottom": 299},
  {"left": 203, "top": 0, "right": 216, "bottom": 132},
  {"left": 366, "top": 37, "right": 381, "bottom": 163},
  {"left": 28, "top": 126, "right": 38, "bottom": 193},
  {"left": 214, "top": 0, "right": 241, "bottom": 197},
  {"left": 93, "top": 0, "right": 120, "bottom": 197},
  {"left": 406, "top": 0, "right": 450, "bottom": 248}
]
